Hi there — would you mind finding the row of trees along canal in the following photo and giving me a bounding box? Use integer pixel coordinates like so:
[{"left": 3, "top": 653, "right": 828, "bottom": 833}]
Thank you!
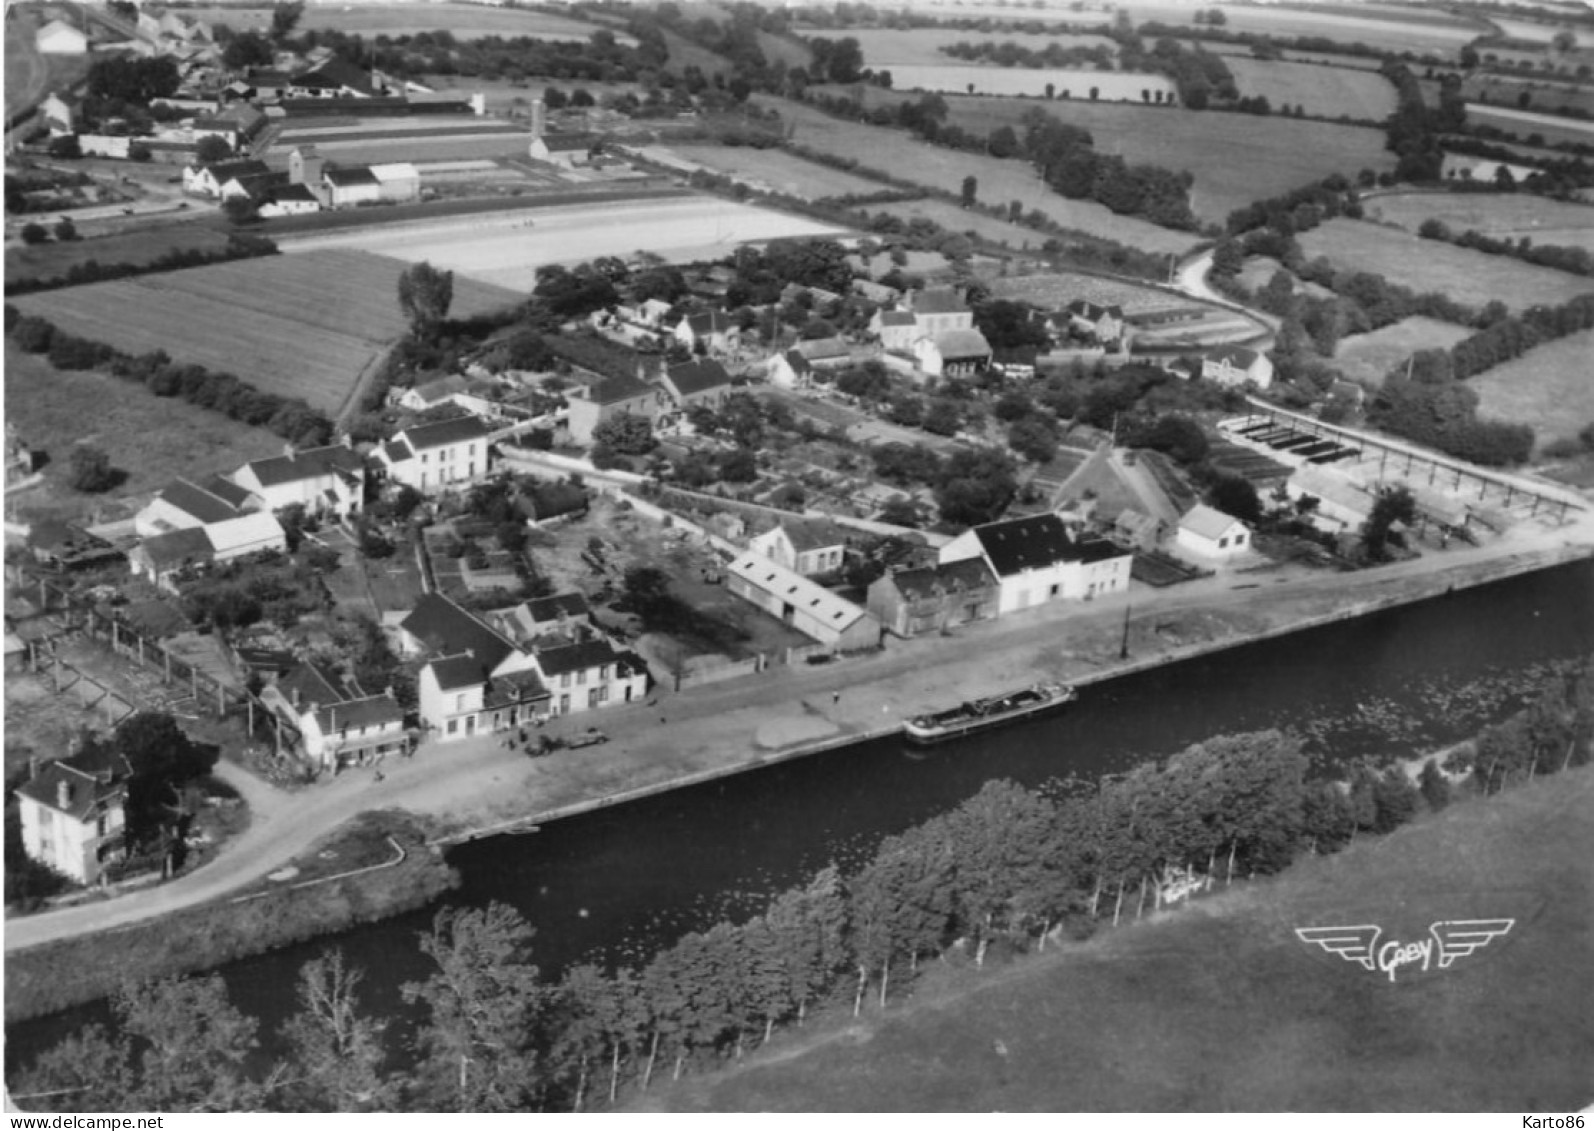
[{"left": 14, "top": 659, "right": 1593, "bottom": 1112}]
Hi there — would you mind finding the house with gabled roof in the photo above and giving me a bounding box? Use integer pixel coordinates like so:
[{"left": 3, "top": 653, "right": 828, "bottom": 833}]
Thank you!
[
  {"left": 1202, "top": 346, "right": 1274, "bottom": 390},
  {"left": 15, "top": 745, "right": 129, "bottom": 886},
  {"left": 260, "top": 661, "right": 407, "bottom": 771},
  {"left": 661, "top": 359, "right": 734, "bottom": 412},
  {"left": 232, "top": 441, "right": 366, "bottom": 520},
  {"left": 530, "top": 132, "right": 598, "bottom": 166},
  {"left": 36, "top": 19, "right": 88, "bottom": 55},
  {"left": 1175, "top": 504, "right": 1251, "bottom": 560},
  {"left": 673, "top": 311, "right": 738, "bottom": 355},
  {"left": 866, "top": 557, "right": 999, "bottom": 637},
  {"left": 258, "top": 182, "right": 321, "bottom": 217},
  {"left": 375, "top": 416, "right": 494, "bottom": 495},
  {"left": 870, "top": 309, "right": 919, "bottom": 353},
  {"left": 135, "top": 474, "right": 258, "bottom": 537},
  {"left": 289, "top": 57, "right": 380, "bottom": 98},
  {"left": 182, "top": 157, "right": 270, "bottom": 198},
  {"left": 725, "top": 553, "right": 880, "bottom": 651},
  {"left": 529, "top": 627, "right": 648, "bottom": 716},
  {"left": 749, "top": 518, "right": 849, "bottom": 578},
  {"left": 914, "top": 328, "right": 992, "bottom": 378},
  {"left": 906, "top": 288, "right": 973, "bottom": 337},
  {"left": 565, "top": 373, "right": 671, "bottom": 445},
  {"left": 1061, "top": 300, "right": 1125, "bottom": 344},
  {"left": 489, "top": 591, "right": 593, "bottom": 644},
  {"left": 938, "top": 513, "right": 1131, "bottom": 615},
  {"left": 323, "top": 164, "right": 382, "bottom": 207},
  {"left": 129, "top": 509, "right": 286, "bottom": 592}
]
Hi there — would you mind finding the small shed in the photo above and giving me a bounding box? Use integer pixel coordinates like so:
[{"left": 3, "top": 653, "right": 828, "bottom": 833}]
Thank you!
[{"left": 1175, "top": 504, "right": 1251, "bottom": 559}]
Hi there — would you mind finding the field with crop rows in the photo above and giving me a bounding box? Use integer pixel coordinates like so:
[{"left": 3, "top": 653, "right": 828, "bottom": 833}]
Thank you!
[
  {"left": 992, "top": 271, "right": 1182, "bottom": 313},
  {"left": 887, "top": 65, "right": 1175, "bottom": 101},
  {"left": 1222, "top": 57, "right": 1396, "bottom": 120},
  {"left": 1332, "top": 317, "right": 1474, "bottom": 387},
  {"left": 183, "top": 3, "right": 628, "bottom": 42},
  {"left": 801, "top": 27, "right": 1118, "bottom": 68},
  {"left": 1299, "top": 219, "right": 1594, "bottom": 310},
  {"left": 1467, "top": 74, "right": 1594, "bottom": 118},
  {"left": 765, "top": 97, "right": 1201, "bottom": 254},
  {"left": 666, "top": 145, "right": 896, "bottom": 200},
  {"left": 10, "top": 250, "right": 520, "bottom": 415},
  {"left": 1468, "top": 329, "right": 1594, "bottom": 449},
  {"left": 1363, "top": 191, "right": 1594, "bottom": 254}
]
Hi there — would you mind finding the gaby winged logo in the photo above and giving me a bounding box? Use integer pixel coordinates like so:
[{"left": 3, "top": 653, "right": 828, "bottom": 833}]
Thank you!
[{"left": 1295, "top": 920, "right": 1515, "bottom": 982}]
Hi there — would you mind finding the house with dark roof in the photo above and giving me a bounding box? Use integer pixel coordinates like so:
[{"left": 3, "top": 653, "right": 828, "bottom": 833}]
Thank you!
[
  {"left": 914, "top": 328, "right": 992, "bottom": 379},
  {"left": 865, "top": 557, "right": 999, "bottom": 637},
  {"left": 530, "top": 627, "right": 648, "bottom": 716},
  {"left": 673, "top": 310, "right": 738, "bottom": 355},
  {"left": 289, "top": 57, "right": 380, "bottom": 99},
  {"left": 181, "top": 157, "right": 271, "bottom": 198},
  {"left": 870, "top": 308, "right": 919, "bottom": 353},
  {"left": 15, "top": 745, "right": 129, "bottom": 885},
  {"left": 906, "top": 288, "right": 973, "bottom": 337},
  {"left": 28, "top": 521, "right": 123, "bottom": 572},
  {"left": 1061, "top": 300, "right": 1125, "bottom": 344},
  {"left": 748, "top": 518, "right": 850, "bottom": 578},
  {"left": 565, "top": 373, "right": 671, "bottom": 445},
  {"left": 323, "top": 163, "right": 382, "bottom": 207},
  {"left": 232, "top": 441, "right": 366, "bottom": 519},
  {"left": 661, "top": 359, "right": 734, "bottom": 412},
  {"left": 258, "top": 181, "right": 322, "bottom": 217},
  {"left": 260, "top": 661, "right": 407, "bottom": 771},
  {"left": 489, "top": 592, "right": 593, "bottom": 645},
  {"left": 134, "top": 474, "right": 257, "bottom": 537},
  {"left": 375, "top": 416, "right": 494, "bottom": 495},
  {"left": 1202, "top": 346, "right": 1274, "bottom": 390},
  {"left": 938, "top": 513, "right": 1131, "bottom": 614}
]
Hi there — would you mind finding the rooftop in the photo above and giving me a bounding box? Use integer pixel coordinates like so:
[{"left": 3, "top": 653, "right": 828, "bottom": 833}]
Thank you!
[
  {"left": 401, "top": 592, "right": 518, "bottom": 674},
  {"left": 666, "top": 359, "right": 732, "bottom": 397},
  {"left": 401, "top": 415, "right": 493, "bottom": 450},
  {"left": 1178, "top": 503, "right": 1246, "bottom": 541},
  {"left": 970, "top": 514, "right": 1092, "bottom": 576},
  {"left": 883, "top": 557, "right": 997, "bottom": 601},
  {"left": 728, "top": 553, "right": 867, "bottom": 630}
]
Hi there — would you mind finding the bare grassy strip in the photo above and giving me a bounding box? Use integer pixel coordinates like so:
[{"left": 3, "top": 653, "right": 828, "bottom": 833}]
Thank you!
[
  {"left": 181, "top": 3, "right": 625, "bottom": 42},
  {"left": 872, "top": 197, "right": 1068, "bottom": 250},
  {"left": 1468, "top": 330, "right": 1594, "bottom": 449},
  {"left": 1333, "top": 317, "right": 1474, "bottom": 388},
  {"left": 992, "top": 272, "right": 1184, "bottom": 312},
  {"left": 5, "top": 228, "right": 234, "bottom": 286},
  {"left": 1128, "top": 2, "right": 1483, "bottom": 54},
  {"left": 647, "top": 766, "right": 1594, "bottom": 1112},
  {"left": 1363, "top": 191, "right": 1594, "bottom": 254},
  {"left": 761, "top": 96, "right": 1201, "bottom": 254},
  {"left": 1299, "top": 219, "right": 1594, "bottom": 311},
  {"left": 802, "top": 27, "right": 1117, "bottom": 68},
  {"left": 667, "top": 146, "right": 897, "bottom": 200},
  {"left": 1223, "top": 56, "right": 1396, "bottom": 120}
]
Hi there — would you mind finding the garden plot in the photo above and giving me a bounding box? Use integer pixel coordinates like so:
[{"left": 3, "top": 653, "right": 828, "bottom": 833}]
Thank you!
[{"left": 1333, "top": 317, "right": 1476, "bottom": 387}]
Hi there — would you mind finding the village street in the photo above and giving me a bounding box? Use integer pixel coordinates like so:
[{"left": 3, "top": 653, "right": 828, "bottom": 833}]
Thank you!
[{"left": 7, "top": 506, "right": 1591, "bottom": 955}]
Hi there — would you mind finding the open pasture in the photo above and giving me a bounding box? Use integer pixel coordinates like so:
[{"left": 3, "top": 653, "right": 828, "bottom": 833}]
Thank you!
[
  {"left": 871, "top": 197, "right": 1072, "bottom": 250},
  {"left": 1223, "top": 57, "right": 1396, "bottom": 120},
  {"left": 9, "top": 250, "right": 520, "bottom": 416},
  {"left": 768, "top": 97, "right": 1201, "bottom": 254},
  {"left": 183, "top": 3, "right": 626, "bottom": 42},
  {"left": 666, "top": 145, "right": 896, "bottom": 200},
  {"left": 1468, "top": 75, "right": 1594, "bottom": 119},
  {"left": 887, "top": 65, "right": 1175, "bottom": 101},
  {"left": 1468, "top": 329, "right": 1594, "bottom": 450},
  {"left": 1332, "top": 317, "right": 1474, "bottom": 388},
  {"left": 1298, "top": 218, "right": 1594, "bottom": 311},
  {"left": 1466, "top": 103, "right": 1594, "bottom": 147},
  {"left": 1126, "top": 1, "right": 1485, "bottom": 56},
  {"left": 802, "top": 27, "right": 1118, "bottom": 68},
  {"left": 280, "top": 198, "right": 854, "bottom": 290},
  {"left": 1363, "top": 192, "right": 1594, "bottom": 255}
]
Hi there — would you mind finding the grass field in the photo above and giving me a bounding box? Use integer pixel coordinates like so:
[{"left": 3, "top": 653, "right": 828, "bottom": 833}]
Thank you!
[
  {"left": 823, "top": 88, "right": 1396, "bottom": 224},
  {"left": 872, "top": 197, "right": 1075, "bottom": 250},
  {"left": 1236, "top": 255, "right": 1335, "bottom": 299},
  {"left": 1465, "top": 104, "right": 1594, "bottom": 147},
  {"left": 1299, "top": 219, "right": 1594, "bottom": 311},
  {"left": 886, "top": 65, "right": 1175, "bottom": 101},
  {"left": 1363, "top": 191, "right": 1594, "bottom": 254},
  {"left": 9, "top": 250, "right": 520, "bottom": 416},
  {"left": 183, "top": 3, "right": 628, "bottom": 42},
  {"left": 801, "top": 28, "right": 1118, "bottom": 68},
  {"left": 1223, "top": 57, "right": 1397, "bottom": 120},
  {"left": 1123, "top": 1, "right": 1486, "bottom": 56},
  {"left": 763, "top": 97, "right": 1202, "bottom": 254},
  {"left": 1333, "top": 317, "right": 1475, "bottom": 387},
  {"left": 1468, "top": 329, "right": 1594, "bottom": 450},
  {"left": 667, "top": 145, "right": 898, "bottom": 200},
  {"left": 1468, "top": 74, "right": 1594, "bottom": 119},
  {"left": 3, "top": 341, "right": 286, "bottom": 524},
  {"left": 5, "top": 227, "right": 234, "bottom": 286},
  {"left": 644, "top": 765, "right": 1594, "bottom": 1112}
]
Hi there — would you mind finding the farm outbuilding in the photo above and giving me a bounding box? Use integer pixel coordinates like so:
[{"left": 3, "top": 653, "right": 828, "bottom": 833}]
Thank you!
[
  {"left": 1175, "top": 504, "right": 1252, "bottom": 560},
  {"left": 725, "top": 553, "right": 880, "bottom": 652}
]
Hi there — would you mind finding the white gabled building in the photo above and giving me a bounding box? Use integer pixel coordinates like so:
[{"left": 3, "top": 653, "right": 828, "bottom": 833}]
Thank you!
[
  {"left": 260, "top": 662, "right": 407, "bottom": 772},
  {"left": 1202, "top": 346, "right": 1275, "bottom": 390},
  {"left": 14, "top": 747, "right": 128, "bottom": 886},
  {"left": 1175, "top": 504, "right": 1252, "bottom": 560},
  {"left": 938, "top": 513, "right": 1131, "bottom": 615},
  {"left": 231, "top": 442, "right": 367, "bottom": 520},
  {"left": 376, "top": 416, "right": 495, "bottom": 495},
  {"left": 724, "top": 553, "right": 880, "bottom": 651}
]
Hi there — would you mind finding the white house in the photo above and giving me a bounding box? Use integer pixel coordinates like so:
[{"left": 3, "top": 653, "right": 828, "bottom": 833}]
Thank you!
[
  {"left": 203, "top": 512, "right": 288, "bottom": 562},
  {"left": 913, "top": 329, "right": 992, "bottom": 379},
  {"left": 1061, "top": 300, "right": 1125, "bottom": 344},
  {"left": 40, "top": 92, "right": 76, "bottom": 135},
  {"left": 260, "top": 662, "right": 407, "bottom": 772},
  {"left": 906, "top": 288, "right": 973, "bottom": 337},
  {"left": 129, "top": 527, "right": 215, "bottom": 592},
  {"left": 323, "top": 165, "right": 383, "bottom": 208},
  {"left": 674, "top": 311, "right": 738, "bottom": 355},
  {"left": 530, "top": 629, "right": 649, "bottom": 717},
  {"left": 182, "top": 158, "right": 270, "bottom": 198},
  {"left": 376, "top": 416, "right": 495, "bottom": 494},
  {"left": 564, "top": 374, "right": 670, "bottom": 445},
  {"left": 258, "top": 183, "right": 321, "bottom": 217},
  {"left": 231, "top": 442, "right": 366, "bottom": 521},
  {"left": 1175, "top": 504, "right": 1251, "bottom": 560},
  {"left": 14, "top": 747, "right": 128, "bottom": 886},
  {"left": 1202, "top": 346, "right": 1275, "bottom": 390},
  {"left": 938, "top": 513, "right": 1131, "bottom": 615},
  {"left": 749, "top": 518, "right": 848, "bottom": 578},
  {"left": 660, "top": 359, "right": 735, "bottom": 414},
  {"left": 36, "top": 19, "right": 88, "bottom": 55},
  {"left": 870, "top": 309, "right": 919, "bottom": 353},
  {"left": 370, "top": 162, "right": 420, "bottom": 204},
  {"left": 1285, "top": 464, "right": 1374, "bottom": 534},
  {"left": 134, "top": 474, "right": 258, "bottom": 537},
  {"left": 397, "top": 375, "right": 501, "bottom": 418}
]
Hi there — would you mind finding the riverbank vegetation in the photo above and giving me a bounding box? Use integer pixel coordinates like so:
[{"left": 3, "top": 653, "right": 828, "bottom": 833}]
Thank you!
[{"left": 12, "top": 657, "right": 1591, "bottom": 1111}]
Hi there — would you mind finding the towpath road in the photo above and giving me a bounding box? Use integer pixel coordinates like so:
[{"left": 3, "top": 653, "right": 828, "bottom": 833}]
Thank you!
[{"left": 7, "top": 514, "right": 1592, "bottom": 953}]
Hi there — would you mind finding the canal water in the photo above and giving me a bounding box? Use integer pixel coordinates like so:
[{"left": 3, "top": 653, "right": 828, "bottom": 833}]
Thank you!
[{"left": 9, "top": 560, "right": 1594, "bottom": 1069}]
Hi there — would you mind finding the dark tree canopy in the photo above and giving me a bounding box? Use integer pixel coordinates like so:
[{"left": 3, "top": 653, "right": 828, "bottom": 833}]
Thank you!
[{"left": 397, "top": 262, "right": 455, "bottom": 339}]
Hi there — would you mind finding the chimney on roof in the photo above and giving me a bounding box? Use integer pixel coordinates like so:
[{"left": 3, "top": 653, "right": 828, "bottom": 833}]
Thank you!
[
  {"left": 290, "top": 685, "right": 301, "bottom": 708},
  {"left": 28, "top": 755, "right": 39, "bottom": 780},
  {"left": 57, "top": 779, "right": 73, "bottom": 809},
  {"left": 283, "top": 441, "right": 297, "bottom": 460}
]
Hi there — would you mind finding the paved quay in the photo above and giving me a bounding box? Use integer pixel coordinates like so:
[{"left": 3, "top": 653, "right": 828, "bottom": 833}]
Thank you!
[{"left": 5, "top": 522, "right": 1591, "bottom": 953}]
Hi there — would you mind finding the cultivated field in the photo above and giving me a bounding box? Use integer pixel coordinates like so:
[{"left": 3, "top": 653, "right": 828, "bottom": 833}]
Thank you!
[
  {"left": 1298, "top": 219, "right": 1594, "bottom": 311},
  {"left": 9, "top": 251, "right": 520, "bottom": 416},
  {"left": 263, "top": 117, "right": 536, "bottom": 168},
  {"left": 1363, "top": 191, "right": 1594, "bottom": 254},
  {"left": 1467, "top": 74, "right": 1594, "bottom": 119},
  {"left": 992, "top": 271, "right": 1182, "bottom": 313},
  {"left": 801, "top": 27, "right": 1118, "bottom": 68},
  {"left": 764, "top": 97, "right": 1202, "bottom": 254},
  {"left": 280, "top": 198, "right": 855, "bottom": 290},
  {"left": 828, "top": 88, "right": 1396, "bottom": 223},
  {"left": 5, "top": 227, "right": 234, "bottom": 286},
  {"left": 3, "top": 341, "right": 286, "bottom": 523},
  {"left": 649, "top": 765, "right": 1594, "bottom": 1112},
  {"left": 1465, "top": 104, "right": 1594, "bottom": 147},
  {"left": 1332, "top": 317, "right": 1475, "bottom": 388},
  {"left": 1468, "top": 329, "right": 1594, "bottom": 450},
  {"left": 1223, "top": 57, "right": 1397, "bottom": 121},
  {"left": 1124, "top": 1, "right": 1486, "bottom": 56},
  {"left": 183, "top": 3, "right": 628, "bottom": 42},
  {"left": 886, "top": 65, "right": 1175, "bottom": 101},
  {"left": 872, "top": 197, "right": 1077, "bottom": 251},
  {"left": 666, "top": 145, "right": 898, "bottom": 200}
]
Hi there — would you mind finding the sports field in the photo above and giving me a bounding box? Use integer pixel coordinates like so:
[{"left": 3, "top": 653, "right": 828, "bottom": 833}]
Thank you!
[
  {"left": 9, "top": 250, "right": 520, "bottom": 416},
  {"left": 646, "top": 765, "right": 1594, "bottom": 1112},
  {"left": 1468, "top": 330, "right": 1594, "bottom": 450},
  {"left": 279, "top": 198, "right": 855, "bottom": 290},
  {"left": 1333, "top": 317, "right": 1474, "bottom": 388},
  {"left": 183, "top": 3, "right": 628, "bottom": 42},
  {"left": 1298, "top": 219, "right": 1594, "bottom": 311},
  {"left": 667, "top": 146, "right": 898, "bottom": 200},
  {"left": 764, "top": 97, "right": 1201, "bottom": 254},
  {"left": 1363, "top": 191, "right": 1594, "bottom": 254},
  {"left": 824, "top": 88, "right": 1396, "bottom": 223},
  {"left": 1223, "top": 57, "right": 1397, "bottom": 120}
]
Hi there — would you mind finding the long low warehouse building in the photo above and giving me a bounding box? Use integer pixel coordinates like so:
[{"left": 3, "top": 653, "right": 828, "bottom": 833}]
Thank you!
[{"left": 725, "top": 553, "right": 880, "bottom": 652}]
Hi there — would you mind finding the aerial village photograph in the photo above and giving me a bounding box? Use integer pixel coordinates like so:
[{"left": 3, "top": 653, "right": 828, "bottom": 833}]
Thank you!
[{"left": 1, "top": 0, "right": 1592, "bottom": 1115}]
